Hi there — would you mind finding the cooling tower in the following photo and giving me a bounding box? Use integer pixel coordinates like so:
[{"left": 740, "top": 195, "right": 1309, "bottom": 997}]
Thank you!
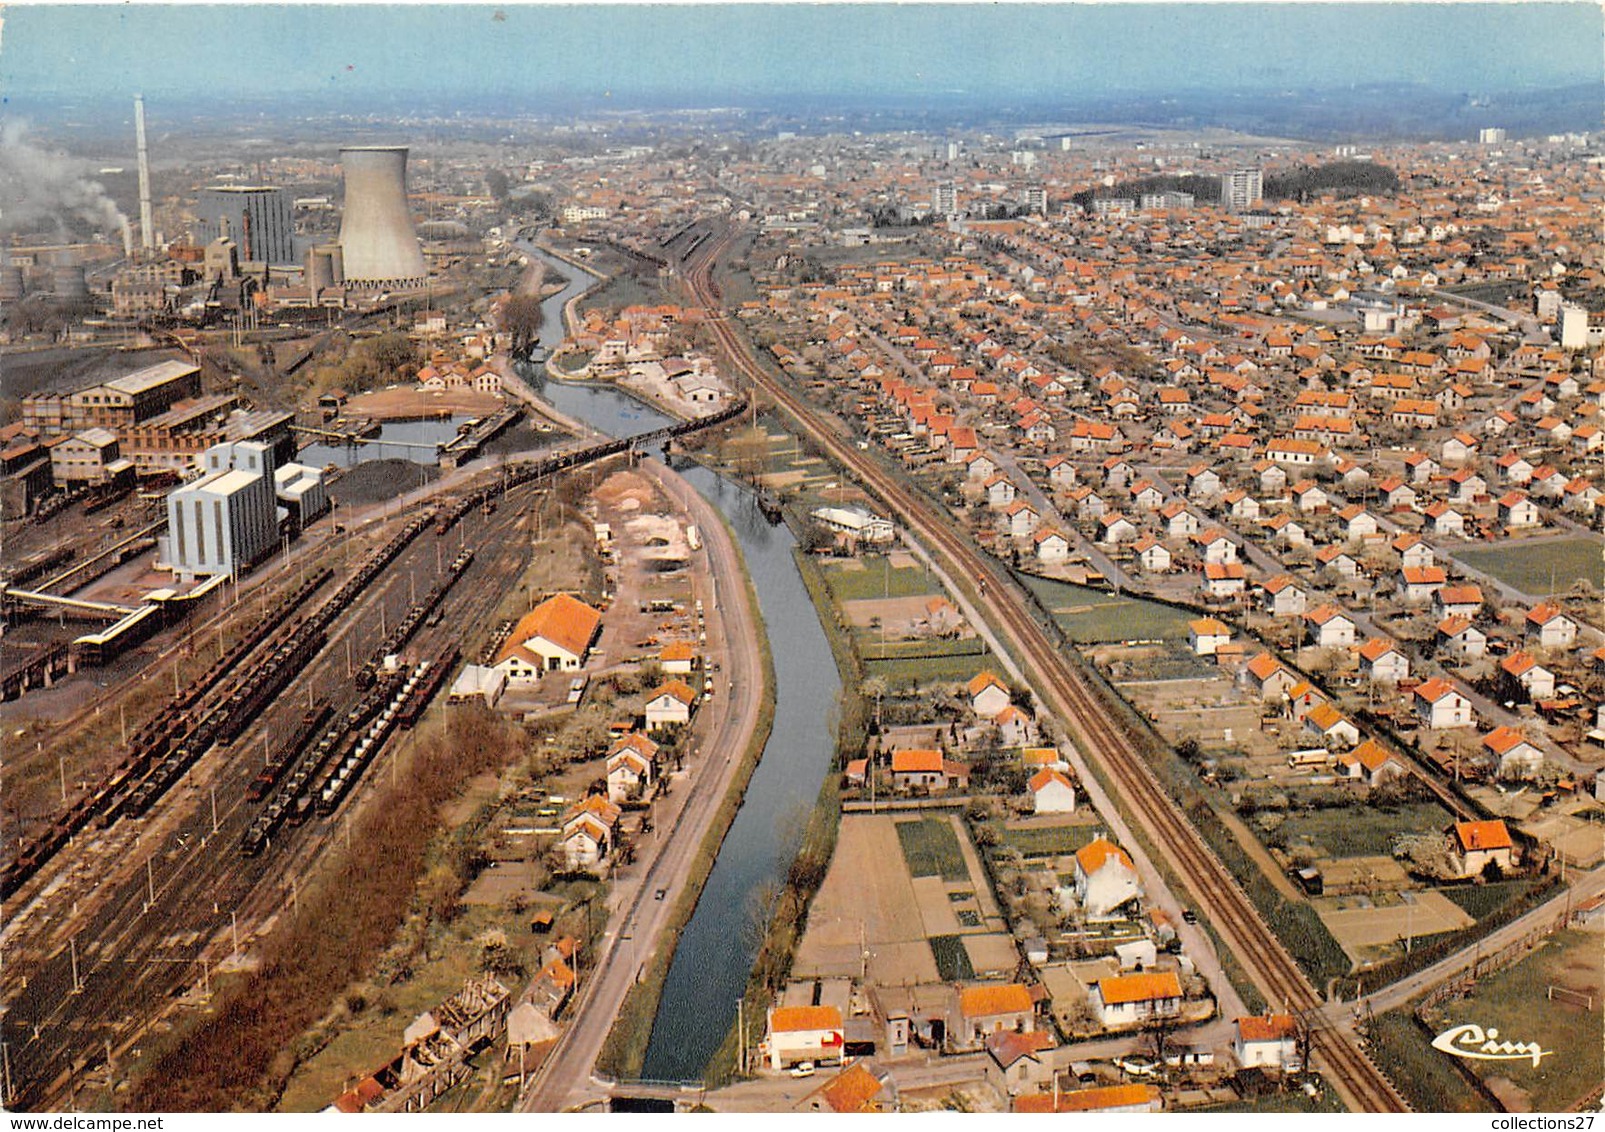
[{"left": 337, "top": 146, "right": 426, "bottom": 289}]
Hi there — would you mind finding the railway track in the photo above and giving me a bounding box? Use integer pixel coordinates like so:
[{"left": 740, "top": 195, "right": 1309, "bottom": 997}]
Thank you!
[{"left": 683, "top": 223, "right": 1407, "bottom": 1112}]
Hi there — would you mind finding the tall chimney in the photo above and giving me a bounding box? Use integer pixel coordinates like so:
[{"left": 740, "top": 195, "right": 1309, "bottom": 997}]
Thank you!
[{"left": 134, "top": 95, "right": 154, "bottom": 251}]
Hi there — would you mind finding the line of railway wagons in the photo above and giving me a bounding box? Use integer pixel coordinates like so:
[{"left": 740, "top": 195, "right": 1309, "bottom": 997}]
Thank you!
[{"left": 4, "top": 401, "right": 749, "bottom": 896}]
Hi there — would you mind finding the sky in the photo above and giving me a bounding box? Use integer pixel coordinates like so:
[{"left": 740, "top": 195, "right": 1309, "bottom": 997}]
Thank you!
[{"left": 1, "top": 3, "right": 1600, "bottom": 107}]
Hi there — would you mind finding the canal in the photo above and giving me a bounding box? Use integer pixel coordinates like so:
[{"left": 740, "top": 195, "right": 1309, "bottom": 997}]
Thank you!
[{"left": 517, "top": 246, "right": 844, "bottom": 1081}]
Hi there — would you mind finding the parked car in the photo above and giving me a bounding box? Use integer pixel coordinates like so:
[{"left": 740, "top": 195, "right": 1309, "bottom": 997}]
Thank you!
[{"left": 789, "top": 1062, "right": 816, "bottom": 1078}]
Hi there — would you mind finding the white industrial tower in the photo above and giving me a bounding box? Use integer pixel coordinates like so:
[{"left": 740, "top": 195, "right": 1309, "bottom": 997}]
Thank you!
[{"left": 134, "top": 95, "right": 154, "bottom": 250}]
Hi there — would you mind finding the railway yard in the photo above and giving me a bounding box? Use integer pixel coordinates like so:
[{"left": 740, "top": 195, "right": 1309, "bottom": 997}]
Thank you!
[{"left": 0, "top": 395, "right": 745, "bottom": 1110}]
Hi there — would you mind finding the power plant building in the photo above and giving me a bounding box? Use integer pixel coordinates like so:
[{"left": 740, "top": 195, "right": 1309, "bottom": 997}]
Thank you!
[
  {"left": 337, "top": 146, "right": 427, "bottom": 289},
  {"left": 164, "top": 440, "right": 281, "bottom": 583},
  {"left": 195, "top": 186, "right": 297, "bottom": 265}
]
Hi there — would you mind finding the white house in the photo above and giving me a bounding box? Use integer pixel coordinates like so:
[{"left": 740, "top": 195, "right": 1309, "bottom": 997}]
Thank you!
[
  {"left": 1033, "top": 528, "right": 1070, "bottom": 562},
  {"left": 1088, "top": 971, "right": 1183, "bottom": 1029},
  {"left": 1073, "top": 838, "right": 1143, "bottom": 919},
  {"left": 765, "top": 1005, "right": 845, "bottom": 1071},
  {"left": 1358, "top": 638, "right": 1410, "bottom": 684},
  {"left": 494, "top": 594, "right": 603, "bottom": 681},
  {"left": 1305, "top": 605, "right": 1357, "bottom": 648},
  {"left": 1525, "top": 603, "right": 1578, "bottom": 649},
  {"left": 643, "top": 680, "right": 697, "bottom": 729},
  {"left": 1447, "top": 820, "right": 1514, "bottom": 879},
  {"left": 605, "top": 733, "right": 659, "bottom": 803},
  {"left": 1029, "top": 768, "right": 1077, "bottom": 814},
  {"left": 1482, "top": 727, "right": 1544, "bottom": 780},
  {"left": 1188, "top": 617, "right": 1233, "bottom": 657},
  {"left": 1233, "top": 1015, "right": 1300, "bottom": 1070},
  {"left": 1414, "top": 678, "right": 1474, "bottom": 729},
  {"left": 968, "top": 671, "right": 1012, "bottom": 717}
]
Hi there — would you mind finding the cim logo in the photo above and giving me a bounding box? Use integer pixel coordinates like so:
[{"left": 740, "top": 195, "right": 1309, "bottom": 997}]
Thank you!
[{"left": 1430, "top": 1023, "right": 1551, "bottom": 1068}]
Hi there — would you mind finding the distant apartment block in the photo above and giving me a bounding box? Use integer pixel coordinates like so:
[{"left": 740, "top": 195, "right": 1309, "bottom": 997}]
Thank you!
[{"left": 1220, "top": 167, "right": 1264, "bottom": 212}]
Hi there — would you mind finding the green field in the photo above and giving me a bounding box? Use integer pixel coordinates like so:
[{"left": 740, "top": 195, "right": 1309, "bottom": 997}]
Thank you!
[
  {"left": 1366, "top": 1009, "right": 1488, "bottom": 1113},
  {"left": 997, "top": 823, "right": 1100, "bottom": 859},
  {"left": 1458, "top": 538, "right": 1604, "bottom": 598},
  {"left": 896, "top": 817, "right": 970, "bottom": 881},
  {"left": 1440, "top": 878, "right": 1541, "bottom": 920},
  {"left": 859, "top": 637, "right": 989, "bottom": 662},
  {"left": 823, "top": 558, "right": 940, "bottom": 602},
  {"left": 864, "top": 652, "right": 997, "bottom": 689},
  {"left": 928, "top": 934, "right": 977, "bottom": 980},
  {"left": 1020, "top": 575, "right": 1193, "bottom": 642},
  {"left": 1419, "top": 929, "right": 1604, "bottom": 1113},
  {"left": 1273, "top": 801, "right": 1452, "bottom": 860}
]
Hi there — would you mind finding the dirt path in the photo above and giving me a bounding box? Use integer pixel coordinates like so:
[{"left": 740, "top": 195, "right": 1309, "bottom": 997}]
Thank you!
[{"left": 1215, "top": 804, "right": 1304, "bottom": 901}]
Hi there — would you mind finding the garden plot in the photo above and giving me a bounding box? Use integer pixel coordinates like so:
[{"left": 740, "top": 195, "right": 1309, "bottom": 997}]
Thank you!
[
  {"left": 796, "top": 814, "right": 1008, "bottom": 989},
  {"left": 1103, "top": 648, "right": 1277, "bottom": 757},
  {"left": 1315, "top": 890, "right": 1473, "bottom": 959},
  {"left": 794, "top": 814, "right": 941, "bottom": 984}
]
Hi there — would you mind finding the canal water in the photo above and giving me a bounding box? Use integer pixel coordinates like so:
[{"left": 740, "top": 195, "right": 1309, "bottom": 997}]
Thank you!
[
  {"left": 298, "top": 414, "right": 472, "bottom": 467},
  {"left": 518, "top": 246, "right": 844, "bottom": 1081}
]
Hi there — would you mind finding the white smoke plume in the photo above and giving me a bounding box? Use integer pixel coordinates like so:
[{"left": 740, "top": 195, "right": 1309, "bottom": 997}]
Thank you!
[{"left": 0, "top": 120, "right": 133, "bottom": 253}]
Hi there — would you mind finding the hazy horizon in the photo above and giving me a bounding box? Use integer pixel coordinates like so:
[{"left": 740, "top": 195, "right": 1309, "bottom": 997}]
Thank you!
[{"left": 3, "top": 3, "right": 1600, "bottom": 110}]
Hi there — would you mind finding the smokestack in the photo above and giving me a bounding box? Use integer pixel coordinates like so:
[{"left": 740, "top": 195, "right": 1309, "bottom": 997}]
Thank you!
[
  {"left": 134, "top": 94, "right": 154, "bottom": 251},
  {"left": 337, "top": 146, "right": 426, "bottom": 289}
]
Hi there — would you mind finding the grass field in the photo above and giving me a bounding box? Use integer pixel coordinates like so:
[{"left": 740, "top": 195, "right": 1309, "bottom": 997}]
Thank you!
[
  {"left": 1458, "top": 538, "right": 1604, "bottom": 598},
  {"left": 1364, "top": 1010, "right": 1488, "bottom": 1114},
  {"left": 896, "top": 817, "right": 970, "bottom": 882},
  {"left": 1275, "top": 801, "right": 1452, "bottom": 860},
  {"left": 997, "top": 824, "right": 1100, "bottom": 858},
  {"left": 1020, "top": 575, "right": 1193, "bottom": 642},
  {"left": 929, "top": 934, "right": 977, "bottom": 981},
  {"left": 1440, "top": 878, "right": 1541, "bottom": 920},
  {"left": 1419, "top": 929, "right": 1604, "bottom": 1113},
  {"left": 859, "top": 637, "right": 989, "bottom": 662},
  {"left": 864, "top": 652, "right": 997, "bottom": 689},
  {"left": 824, "top": 557, "right": 940, "bottom": 602}
]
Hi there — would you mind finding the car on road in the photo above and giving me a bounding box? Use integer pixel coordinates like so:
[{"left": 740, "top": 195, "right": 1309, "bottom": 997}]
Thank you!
[
  {"left": 1182, "top": 908, "right": 1198, "bottom": 924},
  {"left": 788, "top": 1062, "right": 815, "bottom": 1078},
  {"left": 654, "top": 888, "right": 667, "bottom": 901}
]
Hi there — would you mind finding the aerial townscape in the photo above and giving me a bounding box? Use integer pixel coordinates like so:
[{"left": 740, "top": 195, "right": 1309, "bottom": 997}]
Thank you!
[{"left": 2, "top": 1, "right": 1603, "bottom": 1119}]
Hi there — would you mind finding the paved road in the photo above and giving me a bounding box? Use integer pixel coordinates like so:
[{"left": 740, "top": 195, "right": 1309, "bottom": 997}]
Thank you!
[{"left": 518, "top": 457, "right": 767, "bottom": 1113}]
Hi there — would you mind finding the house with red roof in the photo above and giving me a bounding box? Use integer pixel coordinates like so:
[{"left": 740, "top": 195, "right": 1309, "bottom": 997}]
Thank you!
[
  {"left": 1233, "top": 1014, "right": 1301, "bottom": 1070},
  {"left": 1447, "top": 820, "right": 1514, "bottom": 879},
  {"left": 957, "top": 983, "right": 1037, "bottom": 1046},
  {"left": 1029, "top": 768, "right": 1077, "bottom": 814},
  {"left": 764, "top": 1004, "right": 845, "bottom": 1070},
  {"left": 1481, "top": 727, "right": 1543, "bottom": 780},
  {"left": 643, "top": 680, "right": 697, "bottom": 729},
  {"left": 1088, "top": 970, "right": 1183, "bottom": 1029},
  {"left": 1525, "top": 603, "right": 1578, "bottom": 649},
  {"left": 494, "top": 594, "right": 603, "bottom": 681},
  {"left": 1414, "top": 678, "right": 1474, "bottom": 730}
]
